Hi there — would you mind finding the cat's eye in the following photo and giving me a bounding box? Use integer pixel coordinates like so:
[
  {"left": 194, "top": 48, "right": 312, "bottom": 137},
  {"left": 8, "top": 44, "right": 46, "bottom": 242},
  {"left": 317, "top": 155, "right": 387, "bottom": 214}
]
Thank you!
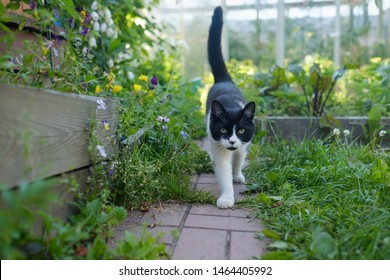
[
  {"left": 220, "top": 128, "right": 227, "bottom": 133},
  {"left": 238, "top": 128, "right": 246, "bottom": 134}
]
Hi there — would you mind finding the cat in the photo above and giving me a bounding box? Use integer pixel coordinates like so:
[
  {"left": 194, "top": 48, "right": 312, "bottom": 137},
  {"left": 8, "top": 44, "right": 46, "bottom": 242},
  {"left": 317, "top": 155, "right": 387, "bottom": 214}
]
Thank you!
[{"left": 206, "top": 6, "right": 256, "bottom": 209}]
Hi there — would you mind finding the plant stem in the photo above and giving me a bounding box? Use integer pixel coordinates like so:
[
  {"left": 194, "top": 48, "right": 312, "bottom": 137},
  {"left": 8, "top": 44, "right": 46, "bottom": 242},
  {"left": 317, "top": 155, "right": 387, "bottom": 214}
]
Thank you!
[{"left": 319, "top": 80, "right": 336, "bottom": 116}]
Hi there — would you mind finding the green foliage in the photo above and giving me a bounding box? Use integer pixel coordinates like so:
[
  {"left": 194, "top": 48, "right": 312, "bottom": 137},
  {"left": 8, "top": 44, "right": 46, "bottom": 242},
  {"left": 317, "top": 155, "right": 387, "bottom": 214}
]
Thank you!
[
  {"left": 244, "top": 137, "right": 390, "bottom": 259},
  {"left": 255, "top": 62, "right": 350, "bottom": 116},
  {"left": 0, "top": 178, "right": 168, "bottom": 260}
]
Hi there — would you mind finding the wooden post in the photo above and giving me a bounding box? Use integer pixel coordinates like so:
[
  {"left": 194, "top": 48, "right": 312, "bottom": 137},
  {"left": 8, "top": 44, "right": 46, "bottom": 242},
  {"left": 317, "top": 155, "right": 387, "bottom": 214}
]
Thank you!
[
  {"left": 334, "top": 0, "right": 341, "bottom": 67},
  {"left": 276, "top": 0, "right": 285, "bottom": 67}
]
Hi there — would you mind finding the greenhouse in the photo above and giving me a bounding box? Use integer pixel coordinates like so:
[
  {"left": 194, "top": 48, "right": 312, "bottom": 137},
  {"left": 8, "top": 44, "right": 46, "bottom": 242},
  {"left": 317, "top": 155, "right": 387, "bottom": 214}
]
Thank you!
[{"left": 0, "top": 0, "right": 389, "bottom": 267}]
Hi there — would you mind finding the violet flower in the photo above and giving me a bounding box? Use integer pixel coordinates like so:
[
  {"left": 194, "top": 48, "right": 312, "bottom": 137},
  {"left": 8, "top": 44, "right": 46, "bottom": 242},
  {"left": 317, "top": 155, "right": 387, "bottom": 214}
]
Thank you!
[
  {"left": 29, "top": 0, "right": 36, "bottom": 9},
  {"left": 81, "top": 26, "right": 90, "bottom": 36},
  {"left": 109, "top": 161, "right": 118, "bottom": 176},
  {"left": 150, "top": 75, "right": 158, "bottom": 89}
]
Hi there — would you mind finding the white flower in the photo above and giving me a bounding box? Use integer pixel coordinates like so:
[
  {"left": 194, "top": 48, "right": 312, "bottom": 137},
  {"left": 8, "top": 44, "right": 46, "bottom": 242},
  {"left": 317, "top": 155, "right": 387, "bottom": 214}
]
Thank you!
[
  {"left": 112, "top": 30, "right": 118, "bottom": 39},
  {"left": 96, "top": 99, "right": 106, "bottom": 110},
  {"left": 108, "top": 59, "right": 114, "bottom": 68},
  {"left": 343, "top": 130, "right": 350, "bottom": 137},
  {"left": 93, "top": 22, "right": 100, "bottom": 32},
  {"left": 107, "top": 18, "right": 114, "bottom": 27},
  {"left": 134, "top": 17, "right": 146, "bottom": 28},
  {"left": 91, "top": 1, "right": 98, "bottom": 10},
  {"left": 89, "top": 37, "right": 97, "bottom": 48},
  {"left": 106, "top": 27, "right": 115, "bottom": 38},
  {"left": 100, "top": 22, "right": 107, "bottom": 32},
  {"left": 379, "top": 130, "right": 387, "bottom": 137},
  {"left": 332, "top": 128, "right": 340, "bottom": 136},
  {"left": 82, "top": 47, "right": 89, "bottom": 54},
  {"left": 127, "top": 71, "right": 135, "bottom": 80},
  {"left": 157, "top": 116, "right": 170, "bottom": 123},
  {"left": 91, "top": 11, "right": 99, "bottom": 21},
  {"left": 104, "top": 8, "right": 112, "bottom": 19}
]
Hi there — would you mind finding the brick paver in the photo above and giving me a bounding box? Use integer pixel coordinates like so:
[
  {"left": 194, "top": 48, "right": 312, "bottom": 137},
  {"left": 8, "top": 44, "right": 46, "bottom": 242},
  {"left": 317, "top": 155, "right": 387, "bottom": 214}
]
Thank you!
[{"left": 112, "top": 139, "right": 266, "bottom": 259}]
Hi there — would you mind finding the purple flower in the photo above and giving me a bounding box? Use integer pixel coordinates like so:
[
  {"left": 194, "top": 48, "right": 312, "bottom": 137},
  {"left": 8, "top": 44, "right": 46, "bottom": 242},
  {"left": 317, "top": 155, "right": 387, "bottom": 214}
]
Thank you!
[
  {"left": 180, "top": 131, "right": 188, "bottom": 140},
  {"left": 83, "top": 13, "right": 91, "bottom": 25},
  {"left": 150, "top": 75, "right": 158, "bottom": 89},
  {"left": 29, "top": 1, "right": 36, "bottom": 9},
  {"left": 96, "top": 145, "right": 107, "bottom": 158},
  {"left": 68, "top": 18, "right": 76, "bottom": 29},
  {"left": 162, "top": 125, "right": 168, "bottom": 133},
  {"left": 109, "top": 161, "right": 118, "bottom": 176},
  {"left": 102, "top": 120, "right": 109, "bottom": 130},
  {"left": 81, "top": 26, "right": 90, "bottom": 36}
]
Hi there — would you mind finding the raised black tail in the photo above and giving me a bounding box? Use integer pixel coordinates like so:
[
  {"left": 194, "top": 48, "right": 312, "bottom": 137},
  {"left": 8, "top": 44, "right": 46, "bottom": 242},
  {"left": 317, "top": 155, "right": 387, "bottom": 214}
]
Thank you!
[{"left": 208, "top": 6, "right": 232, "bottom": 83}]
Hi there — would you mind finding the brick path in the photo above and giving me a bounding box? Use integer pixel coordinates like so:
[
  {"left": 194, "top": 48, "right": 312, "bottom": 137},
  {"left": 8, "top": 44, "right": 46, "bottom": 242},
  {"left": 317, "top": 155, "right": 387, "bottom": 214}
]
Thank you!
[{"left": 112, "top": 140, "right": 266, "bottom": 260}]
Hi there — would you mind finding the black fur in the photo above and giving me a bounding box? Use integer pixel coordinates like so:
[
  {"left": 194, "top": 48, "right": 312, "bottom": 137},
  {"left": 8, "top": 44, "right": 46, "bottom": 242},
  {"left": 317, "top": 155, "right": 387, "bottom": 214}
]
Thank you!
[{"left": 206, "top": 6, "right": 255, "bottom": 145}]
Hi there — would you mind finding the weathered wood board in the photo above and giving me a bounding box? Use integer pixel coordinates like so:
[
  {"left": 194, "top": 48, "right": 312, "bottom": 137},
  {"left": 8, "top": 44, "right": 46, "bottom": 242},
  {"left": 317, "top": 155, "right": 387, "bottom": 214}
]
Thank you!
[{"left": 0, "top": 83, "right": 119, "bottom": 188}]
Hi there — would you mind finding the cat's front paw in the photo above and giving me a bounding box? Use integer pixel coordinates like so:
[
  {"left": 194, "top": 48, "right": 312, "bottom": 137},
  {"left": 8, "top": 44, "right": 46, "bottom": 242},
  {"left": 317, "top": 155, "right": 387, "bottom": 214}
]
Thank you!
[
  {"left": 217, "top": 196, "right": 234, "bottom": 209},
  {"left": 233, "top": 173, "right": 245, "bottom": 184}
]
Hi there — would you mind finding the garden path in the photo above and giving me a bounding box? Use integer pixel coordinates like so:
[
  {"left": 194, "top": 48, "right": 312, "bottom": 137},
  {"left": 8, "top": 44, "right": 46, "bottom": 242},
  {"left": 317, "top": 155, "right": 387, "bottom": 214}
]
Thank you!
[{"left": 112, "top": 139, "right": 267, "bottom": 259}]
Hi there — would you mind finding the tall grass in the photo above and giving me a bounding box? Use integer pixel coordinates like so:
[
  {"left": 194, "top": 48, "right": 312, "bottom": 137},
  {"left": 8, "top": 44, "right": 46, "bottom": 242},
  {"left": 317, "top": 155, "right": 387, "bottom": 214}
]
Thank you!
[{"left": 245, "top": 137, "right": 390, "bottom": 259}]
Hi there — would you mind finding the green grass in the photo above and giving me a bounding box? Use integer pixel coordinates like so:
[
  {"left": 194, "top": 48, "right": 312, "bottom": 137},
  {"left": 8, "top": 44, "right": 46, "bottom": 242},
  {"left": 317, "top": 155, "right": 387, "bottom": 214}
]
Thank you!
[{"left": 244, "top": 137, "right": 390, "bottom": 259}]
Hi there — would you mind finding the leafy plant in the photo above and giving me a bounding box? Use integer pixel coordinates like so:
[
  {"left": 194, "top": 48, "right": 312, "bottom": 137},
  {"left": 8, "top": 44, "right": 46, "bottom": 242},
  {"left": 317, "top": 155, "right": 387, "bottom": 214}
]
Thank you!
[{"left": 255, "top": 63, "right": 352, "bottom": 116}]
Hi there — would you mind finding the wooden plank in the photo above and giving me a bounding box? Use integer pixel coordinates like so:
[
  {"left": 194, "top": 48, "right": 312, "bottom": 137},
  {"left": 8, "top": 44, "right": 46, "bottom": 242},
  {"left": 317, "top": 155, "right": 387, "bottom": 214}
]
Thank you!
[{"left": 0, "top": 83, "right": 119, "bottom": 188}]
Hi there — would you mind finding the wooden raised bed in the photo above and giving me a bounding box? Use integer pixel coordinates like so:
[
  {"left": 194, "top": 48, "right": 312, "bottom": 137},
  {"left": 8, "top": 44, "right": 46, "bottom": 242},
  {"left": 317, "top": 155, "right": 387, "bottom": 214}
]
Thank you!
[{"left": 0, "top": 83, "right": 119, "bottom": 188}]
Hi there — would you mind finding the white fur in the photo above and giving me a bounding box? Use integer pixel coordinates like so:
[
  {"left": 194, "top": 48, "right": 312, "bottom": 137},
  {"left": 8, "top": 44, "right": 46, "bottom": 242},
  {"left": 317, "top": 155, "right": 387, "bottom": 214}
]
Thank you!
[{"left": 206, "top": 115, "right": 248, "bottom": 209}]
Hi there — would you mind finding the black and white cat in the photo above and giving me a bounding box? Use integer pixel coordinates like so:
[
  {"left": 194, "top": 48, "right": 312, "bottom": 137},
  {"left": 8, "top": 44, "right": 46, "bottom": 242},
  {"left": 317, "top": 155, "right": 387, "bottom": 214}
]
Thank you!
[{"left": 206, "top": 6, "right": 256, "bottom": 209}]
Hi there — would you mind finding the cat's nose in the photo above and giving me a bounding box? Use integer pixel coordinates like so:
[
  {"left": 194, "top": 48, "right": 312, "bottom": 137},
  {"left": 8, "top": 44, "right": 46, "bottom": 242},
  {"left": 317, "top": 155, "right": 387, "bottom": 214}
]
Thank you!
[{"left": 229, "top": 140, "right": 236, "bottom": 145}]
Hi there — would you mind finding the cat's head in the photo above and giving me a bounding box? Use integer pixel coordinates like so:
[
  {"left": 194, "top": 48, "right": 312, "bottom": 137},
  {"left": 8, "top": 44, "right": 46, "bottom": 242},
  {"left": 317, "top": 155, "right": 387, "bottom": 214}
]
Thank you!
[{"left": 209, "top": 100, "right": 256, "bottom": 150}]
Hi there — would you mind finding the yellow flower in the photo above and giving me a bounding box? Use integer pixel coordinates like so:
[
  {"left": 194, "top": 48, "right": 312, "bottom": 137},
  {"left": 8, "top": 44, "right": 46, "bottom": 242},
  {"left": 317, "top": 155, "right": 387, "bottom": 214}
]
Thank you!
[
  {"left": 80, "top": 10, "right": 87, "bottom": 18},
  {"left": 112, "top": 85, "right": 122, "bottom": 94},
  {"left": 107, "top": 72, "right": 115, "bottom": 83},
  {"left": 147, "top": 90, "right": 153, "bottom": 97},
  {"left": 95, "top": 85, "right": 102, "bottom": 94},
  {"left": 139, "top": 75, "right": 148, "bottom": 82},
  {"left": 42, "top": 47, "right": 48, "bottom": 56},
  {"left": 133, "top": 84, "right": 142, "bottom": 93}
]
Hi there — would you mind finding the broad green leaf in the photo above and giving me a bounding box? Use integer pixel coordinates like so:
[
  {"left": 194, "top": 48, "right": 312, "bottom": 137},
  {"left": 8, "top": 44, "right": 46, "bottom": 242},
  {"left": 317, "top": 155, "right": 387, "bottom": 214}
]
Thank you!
[
  {"left": 257, "top": 193, "right": 272, "bottom": 205},
  {"left": 288, "top": 63, "right": 306, "bottom": 84},
  {"left": 268, "top": 241, "right": 290, "bottom": 249},
  {"left": 270, "top": 65, "right": 287, "bottom": 88},
  {"left": 332, "top": 68, "right": 346, "bottom": 82},
  {"left": 262, "top": 229, "right": 281, "bottom": 240},
  {"left": 309, "top": 63, "right": 321, "bottom": 87},
  {"left": 310, "top": 230, "right": 338, "bottom": 259},
  {"left": 6, "top": 3, "right": 20, "bottom": 10},
  {"left": 261, "top": 251, "right": 295, "bottom": 260}
]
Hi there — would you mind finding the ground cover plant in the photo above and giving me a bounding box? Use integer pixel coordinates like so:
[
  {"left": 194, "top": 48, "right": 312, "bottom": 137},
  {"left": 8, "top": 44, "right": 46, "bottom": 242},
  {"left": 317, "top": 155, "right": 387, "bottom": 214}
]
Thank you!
[{"left": 244, "top": 133, "right": 390, "bottom": 259}]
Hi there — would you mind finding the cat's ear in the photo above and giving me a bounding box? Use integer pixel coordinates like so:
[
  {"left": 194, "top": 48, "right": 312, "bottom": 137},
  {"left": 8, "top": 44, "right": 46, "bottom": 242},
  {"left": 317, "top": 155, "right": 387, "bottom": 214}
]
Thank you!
[
  {"left": 243, "top": 102, "right": 255, "bottom": 119},
  {"left": 211, "top": 100, "right": 225, "bottom": 115}
]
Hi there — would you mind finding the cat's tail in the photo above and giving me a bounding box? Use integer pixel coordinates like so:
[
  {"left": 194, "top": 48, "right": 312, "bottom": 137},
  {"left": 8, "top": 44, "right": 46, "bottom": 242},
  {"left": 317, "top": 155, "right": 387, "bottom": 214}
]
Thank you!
[{"left": 208, "top": 6, "right": 232, "bottom": 83}]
